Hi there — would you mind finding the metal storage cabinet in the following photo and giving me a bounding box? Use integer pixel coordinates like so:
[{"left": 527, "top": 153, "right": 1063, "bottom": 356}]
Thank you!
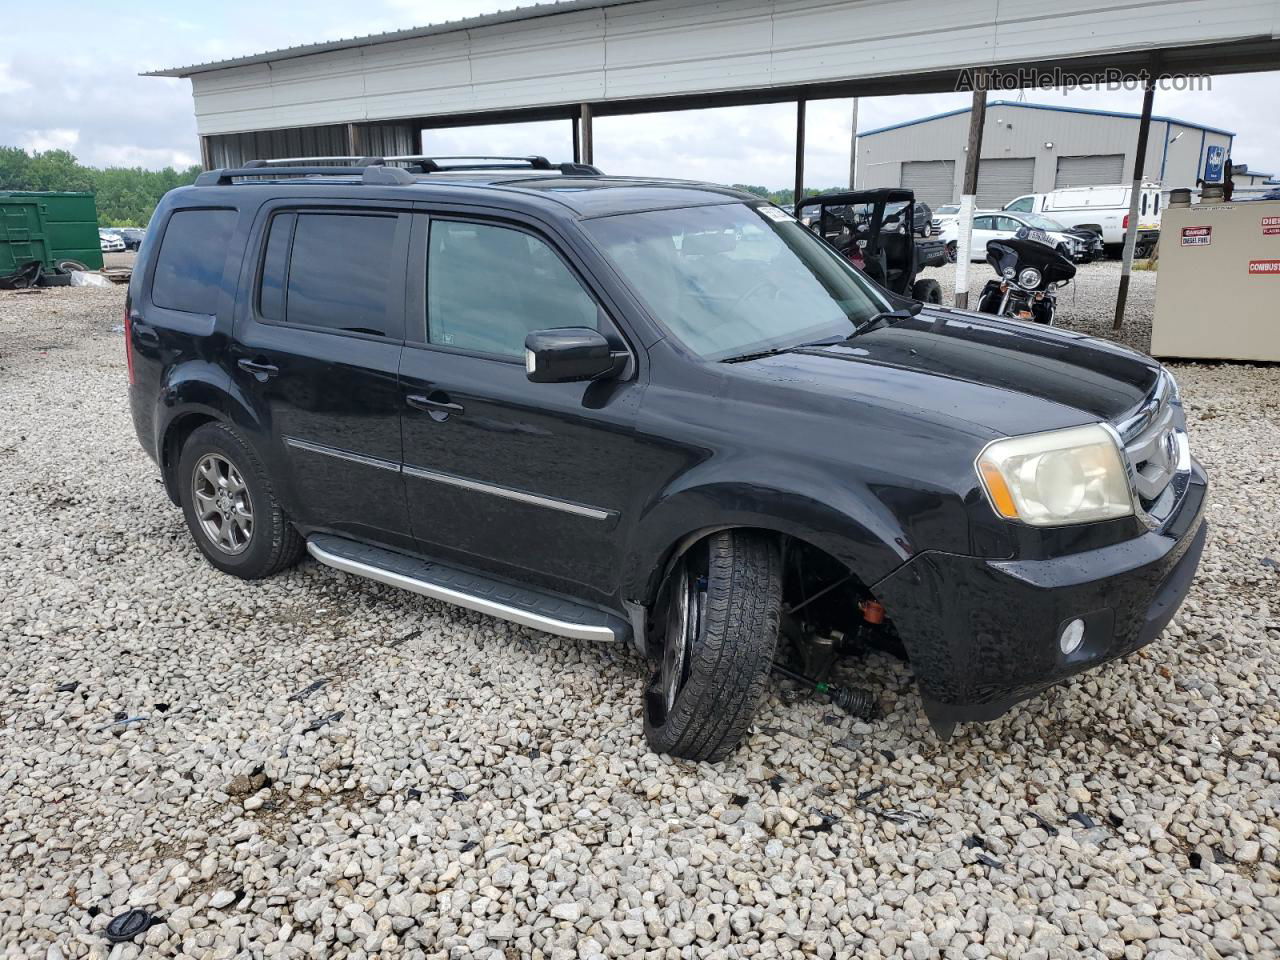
[{"left": 0, "top": 191, "right": 104, "bottom": 274}]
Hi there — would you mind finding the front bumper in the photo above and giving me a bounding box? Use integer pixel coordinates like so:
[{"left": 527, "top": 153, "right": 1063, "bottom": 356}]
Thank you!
[{"left": 874, "top": 460, "right": 1208, "bottom": 727}]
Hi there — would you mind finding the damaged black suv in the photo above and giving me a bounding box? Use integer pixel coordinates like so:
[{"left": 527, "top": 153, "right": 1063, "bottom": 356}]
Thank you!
[{"left": 127, "top": 156, "right": 1208, "bottom": 760}]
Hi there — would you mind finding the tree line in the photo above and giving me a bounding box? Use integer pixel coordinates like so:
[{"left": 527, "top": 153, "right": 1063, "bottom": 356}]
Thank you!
[
  {"left": 0, "top": 147, "right": 201, "bottom": 227},
  {"left": 0, "top": 146, "right": 842, "bottom": 226}
]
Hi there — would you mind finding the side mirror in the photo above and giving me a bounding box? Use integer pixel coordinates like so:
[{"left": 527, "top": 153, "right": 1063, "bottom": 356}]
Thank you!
[{"left": 524, "top": 327, "right": 623, "bottom": 383}]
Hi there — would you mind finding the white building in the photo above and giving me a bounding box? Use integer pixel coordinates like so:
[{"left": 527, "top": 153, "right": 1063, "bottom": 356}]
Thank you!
[{"left": 855, "top": 101, "right": 1235, "bottom": 207}]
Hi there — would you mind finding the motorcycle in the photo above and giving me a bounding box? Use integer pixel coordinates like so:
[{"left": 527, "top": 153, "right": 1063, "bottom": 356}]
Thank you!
[{"left": 976, "top": 227, "right": 1076, "bottom": 325}]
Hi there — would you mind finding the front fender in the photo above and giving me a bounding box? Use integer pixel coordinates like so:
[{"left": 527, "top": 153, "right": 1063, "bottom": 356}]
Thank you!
[{"left": 622, "top": 471, "right": 914, "bottom": 606}]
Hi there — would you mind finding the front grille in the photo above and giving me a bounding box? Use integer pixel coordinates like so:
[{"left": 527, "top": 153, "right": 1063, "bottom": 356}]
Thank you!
[{"left": 1118, "top": 376, "right": 1183, "bottom": 506}]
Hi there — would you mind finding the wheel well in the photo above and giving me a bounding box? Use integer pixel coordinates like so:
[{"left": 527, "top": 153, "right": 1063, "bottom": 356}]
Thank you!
[
  {"left": 643, "top": 527, "right": 885, "bottom": 657},
  {"left": 160, "top": 413, "right": 219, "bottom": 504}
]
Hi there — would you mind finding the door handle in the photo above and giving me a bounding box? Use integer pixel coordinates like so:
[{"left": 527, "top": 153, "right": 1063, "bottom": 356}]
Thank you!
[
  {"left": 237, "top": 358, "right": 279, "bottom": 380},
  {"left": 406, "top": 393, "right": 464, "bottom": 421}
]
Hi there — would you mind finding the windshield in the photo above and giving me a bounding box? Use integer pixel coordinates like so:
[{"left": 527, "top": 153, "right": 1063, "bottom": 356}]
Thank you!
[
  {"left": 583, "top": 203, "right": 888, "bottom": 361},
  {"left": 1022, "top": 213, "right": 1067, "bottom": 232},
  {"left": 936, "top": 205, "right": 959, "bottom": 215}
]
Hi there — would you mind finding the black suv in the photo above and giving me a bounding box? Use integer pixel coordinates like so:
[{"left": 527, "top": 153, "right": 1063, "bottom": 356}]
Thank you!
[{"left": 127, "top": 156, "right": 1208, "bottom": 760}]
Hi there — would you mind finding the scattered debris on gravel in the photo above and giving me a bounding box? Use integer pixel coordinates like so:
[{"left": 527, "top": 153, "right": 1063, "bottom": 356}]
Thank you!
[{"left": 1, "top": 277, "right": 1276, "bottom": 958}]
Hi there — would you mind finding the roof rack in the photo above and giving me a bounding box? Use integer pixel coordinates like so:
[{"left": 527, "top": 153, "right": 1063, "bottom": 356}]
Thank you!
[{"left": 194, "top": 154, "right": 602, "bottom": 186}]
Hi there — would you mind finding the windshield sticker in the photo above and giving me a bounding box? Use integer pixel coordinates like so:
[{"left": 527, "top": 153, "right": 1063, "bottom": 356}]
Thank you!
[
  {"left": 1180, "top": 226, "right": 1212, "bottom": 246},
  {"left": 758, "top": 206, "right": 794, "bottom": 223}
]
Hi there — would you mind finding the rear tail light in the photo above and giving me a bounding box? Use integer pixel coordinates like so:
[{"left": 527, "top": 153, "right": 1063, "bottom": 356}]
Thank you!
[
  {"left": 1123, "top": 214, "right": 1129, "bottom": 230},
  {"left": 124, "top": 294, "right": 136, "bottom": 386}
]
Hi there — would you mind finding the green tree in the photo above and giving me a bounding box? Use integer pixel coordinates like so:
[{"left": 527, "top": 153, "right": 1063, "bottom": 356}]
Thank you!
[{"left": 0, "top": 146, "right": 200, "bottom": 226}]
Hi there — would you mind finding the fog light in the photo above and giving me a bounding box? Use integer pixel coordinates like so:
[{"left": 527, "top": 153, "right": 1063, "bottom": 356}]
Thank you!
[{"left": 1059, "top": 618, "right": 1086, "bottom": 654}]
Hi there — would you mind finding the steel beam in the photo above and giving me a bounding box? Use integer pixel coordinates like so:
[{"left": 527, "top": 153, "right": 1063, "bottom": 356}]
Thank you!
[
  {"left": 579, "top": 103, "right": 594, "bottom": 165},
  {"left": 1114, "top": 66, "right": 1157, "bottom": 330},
  {"left": 794, "top": 99, "right": 806, "bottom": 206},
  {"left": 954, "top": 79, "right": 988, "bottom": 310}
]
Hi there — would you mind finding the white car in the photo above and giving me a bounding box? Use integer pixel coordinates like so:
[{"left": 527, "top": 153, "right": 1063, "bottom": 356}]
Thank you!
[
  {"left": 929, "top": 203, "right": 961, "bottom": 234},
  {"left": 938, "top": 211, "right": 1085, "bottom": 263},
  {"left": 99, "top": 229, "right": 126, "bottom": 253}
]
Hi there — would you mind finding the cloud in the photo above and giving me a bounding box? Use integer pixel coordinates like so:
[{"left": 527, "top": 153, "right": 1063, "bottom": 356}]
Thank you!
[
  {"left": 0, "top": 62, "right": 30, "bottom": 95},
  {"left": 3, "top": 1, "right": 1278, "bottom": 185},
  {"left": 20, "top": 129, "right": 80, "bottom": 153}
]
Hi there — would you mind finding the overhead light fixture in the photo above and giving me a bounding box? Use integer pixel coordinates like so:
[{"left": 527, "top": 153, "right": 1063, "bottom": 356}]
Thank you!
[{"left": 1044, "top": 140, "right": 1055, "bottom": 149}]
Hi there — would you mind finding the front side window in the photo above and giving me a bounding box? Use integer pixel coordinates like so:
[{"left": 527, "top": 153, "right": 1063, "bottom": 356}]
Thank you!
[
  {"left": 974, "top": 216, "right": 994, "bottom": 230},
  {"left": 1006, "top": 197, "right": 1033, "bottom": 213},
  {"left": 427, "top": 220, "right": 599, "bottom": 359},
  {"left": 583, "top": 203, "right": 887, "bottom": 361},
  {"left": 152, "top": 209, "right": 237, "bottom": 313}
]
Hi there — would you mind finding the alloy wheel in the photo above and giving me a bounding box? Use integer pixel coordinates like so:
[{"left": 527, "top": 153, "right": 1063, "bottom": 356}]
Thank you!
[
  {"left": 661, "top": 558, "right": 708, "bottom": 712},
  {"left": 191, "top": 453, "right": 254, "bottom": 555}
]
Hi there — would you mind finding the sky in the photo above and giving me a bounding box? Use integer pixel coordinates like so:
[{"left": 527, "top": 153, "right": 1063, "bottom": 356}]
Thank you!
[{"left": 3, "top": 0, "right": 1278, "bottom": 186}]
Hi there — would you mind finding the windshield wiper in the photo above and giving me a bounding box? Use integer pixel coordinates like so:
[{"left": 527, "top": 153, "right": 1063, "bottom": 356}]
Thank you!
[
  {"left": 851, "top": 303, "right": 922, "bottom": 336},
  {"left": 720, "top": 335, "right": 847, "bottom": 364}
]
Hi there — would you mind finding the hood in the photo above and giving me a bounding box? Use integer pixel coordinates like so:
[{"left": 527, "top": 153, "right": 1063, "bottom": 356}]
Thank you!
[{"left": 728, "top": 308, "right": 1160, "bottom": 438}]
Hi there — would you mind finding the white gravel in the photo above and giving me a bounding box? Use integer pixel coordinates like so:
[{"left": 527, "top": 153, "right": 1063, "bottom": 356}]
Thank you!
[{"left": 0, "top": 275, "right": 1277, "bottom": 960}]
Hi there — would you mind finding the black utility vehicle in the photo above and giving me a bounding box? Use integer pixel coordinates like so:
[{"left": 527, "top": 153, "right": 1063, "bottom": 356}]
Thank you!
[
  {"left": 795, "top": 189, "right": 945, "bottom": 304},
  {"left": 127, "top": 156, "right": 1208, "bottom": 760}
]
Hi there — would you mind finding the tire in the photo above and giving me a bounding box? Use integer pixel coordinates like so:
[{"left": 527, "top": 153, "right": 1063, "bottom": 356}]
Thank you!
[
  {"left": 643, "top": 530, "right": 782, "bottom": 761},
  {"left": 911, "top": 278, "right": 943, "bottom": 304},
  {"left": 945, "top": 241, "right": 957, "bottom": 264},
  {"left": 976, "top": 280, "right": 1003, "bottom": 315},
  {"left": 177, "top": 422, "right": 304, "bottom": 579},
  {"left": 55, "top": 259, "right": 89, "bottom": 274}
]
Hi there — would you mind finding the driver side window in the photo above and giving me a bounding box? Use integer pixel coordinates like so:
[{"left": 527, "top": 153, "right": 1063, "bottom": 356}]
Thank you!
[
  {"left": 973, "top": 216, "right": 994, "bottom": 230},
  {"left": 426, "top": 219, "right": 601, "bottom": 359},
  {"left": 1006, "top": 196, "right": 1033, "bottom": 213}
]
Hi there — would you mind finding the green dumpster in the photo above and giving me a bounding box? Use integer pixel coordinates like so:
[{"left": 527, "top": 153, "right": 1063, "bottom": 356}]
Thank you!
[{"left": 0, "top": 190, "right": 104, "bottom": 276}]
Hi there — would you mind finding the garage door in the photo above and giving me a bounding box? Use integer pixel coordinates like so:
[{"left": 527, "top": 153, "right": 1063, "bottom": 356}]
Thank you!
[
  {"left": 1055, "top": 154, "right": 1125, "bottom": 188},
  {"left": 976, "top": 158, "right": 1035, "bottom": 208},
  {"left": 900, "top": 160, "right": 955, "bottom": 206}
]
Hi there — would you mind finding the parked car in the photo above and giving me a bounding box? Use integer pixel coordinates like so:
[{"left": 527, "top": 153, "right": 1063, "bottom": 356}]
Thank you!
[
  {"left": 115, "top": 227, "right": 146, "bottom": 251},
  {"left": 1004, "top": 182, "right": 1162, "bottom": 255},
  {"left": 938, "top": 211, "right": 1094, "bottom": 263},
  {"left": 127, "top": 156, "right": 1208, "bottom": 760},
  {"left": 99, "top": 229, "right": 125, "bottom": 253},
  {"left": 883, "top": 199, "right": 932, "bottom": 237},
  {"left": 930, "top": 203, "right": 960, "bottom": 234}
]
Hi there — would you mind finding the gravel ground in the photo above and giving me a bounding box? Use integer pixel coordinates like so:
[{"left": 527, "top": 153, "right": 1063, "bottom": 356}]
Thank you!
[{"left": 0, "top": 278, "right": 1277, "bottom": 960}]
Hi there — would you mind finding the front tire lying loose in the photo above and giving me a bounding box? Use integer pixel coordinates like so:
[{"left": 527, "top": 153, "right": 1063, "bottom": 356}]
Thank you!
[{"left": 643, "top": 530, "right": 782, "bottom": 761}]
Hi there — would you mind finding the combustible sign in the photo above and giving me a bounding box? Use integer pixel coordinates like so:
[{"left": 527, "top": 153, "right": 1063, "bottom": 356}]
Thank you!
[
  {"left": 1181, "top": 226, "right": 1212, "bottom": 246},
  {"left": 1248, "top": 259, "right": 1280, "bottom": 275},
  {"left": 1263, "top": 216, "right": 1280, "bottom": 237}
]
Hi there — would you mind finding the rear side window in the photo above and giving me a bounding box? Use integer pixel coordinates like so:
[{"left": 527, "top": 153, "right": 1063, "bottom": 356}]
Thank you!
[
  {"left": 258, "top": 213, "right": 295, "bottom": 323},
  {"left": 152, "top": 209, "right": 236, "bottom": 313},
  {"left": 286, "top": 213, "right": 398, "bottom": 335},
  {"left": 426, "top": 220, "right": 599, "bottom": 359}
]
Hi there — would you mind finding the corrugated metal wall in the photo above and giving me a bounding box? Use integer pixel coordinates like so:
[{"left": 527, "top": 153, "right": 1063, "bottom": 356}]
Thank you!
[
  {"left": 205, "top": 123, "right": 418, "bottom": 167},
  {"left": 859, "top": 105, "right": 1235, "bottom": 198}
]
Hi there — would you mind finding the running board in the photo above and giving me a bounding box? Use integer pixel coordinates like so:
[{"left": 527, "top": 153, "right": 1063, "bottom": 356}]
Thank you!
[{"left": 306, "top": 534, "right": 627, "bottom": 643}]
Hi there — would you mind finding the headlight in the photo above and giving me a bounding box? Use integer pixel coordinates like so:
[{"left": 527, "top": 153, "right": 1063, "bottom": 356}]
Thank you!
[
  {"left": 1017, "top": 266, "right": 1042, "bottom": 288},
  {"left": 976, "top": 424, "right": 1134, "bottom": 526}
]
